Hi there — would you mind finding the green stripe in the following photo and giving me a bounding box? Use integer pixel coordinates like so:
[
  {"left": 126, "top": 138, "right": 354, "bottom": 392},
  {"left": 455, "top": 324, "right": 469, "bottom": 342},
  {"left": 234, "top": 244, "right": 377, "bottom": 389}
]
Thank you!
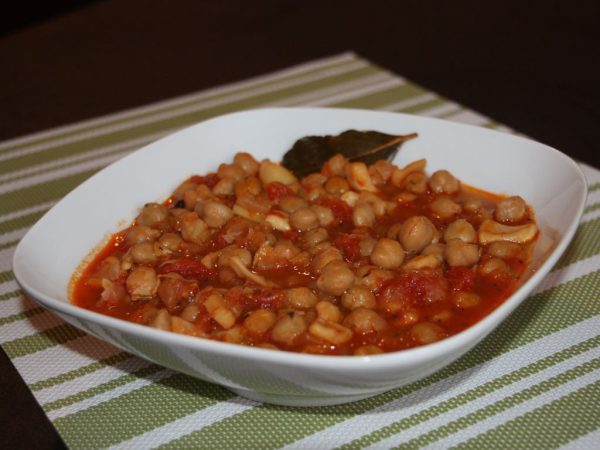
[
  {"left": 0, "top": 209, "right": 47, "bottom": 235},
  {"left": 588, "top": 182, "right": 600, "bottom": 192},
  {"left": 584, "top": 202, "right": 600, "bottom": 214},
  {"left": 157, "top": 270, "right": 600, "bottom": 449},
  {"left": 30, "top": 352, "right": 132, "bottom": 391},
  {"left": 0, "top": 66, "right": 379, "bottom": 176},
  {"left": 0, "top": 57, "right": 361, "bottom": 155},
  {"left": 2, "top": 323, "right": 87, "bottom": 358},
  {"left": 44, "top": 364, "right": 165, "bottom": 412},
  {"left": 344, "top": 339, "right": 600, "bottom": 449},
  {"left": 332, "top": 84, "right": 428, "bottom": 110},
  {"left": 453, "top": 379, "right": 600, "bottom": 449},
  {"left": 0, "top": 169, "right": 97, "bottom": 216},
  {"left": 0, "top": 270, "right": 14, "bottom": 284},
  {"left": 53, "top": 373, "right": 234, "bottom": 449},
  {"left": 555, "top": 217, "right": 600, "bottom": 269},
  {"left": 0, "top": 289, "right": 21, "bottom": 302},
  {"left": 0, "top": 306, "right": 44, "bottom": 326},
  {"left": 0, "top": 239, "right": 19, "bottom": 251}
]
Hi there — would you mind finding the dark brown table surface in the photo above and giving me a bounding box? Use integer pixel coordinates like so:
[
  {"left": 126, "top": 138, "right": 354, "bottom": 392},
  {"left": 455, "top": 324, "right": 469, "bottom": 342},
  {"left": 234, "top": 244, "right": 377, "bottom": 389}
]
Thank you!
[{"left": 1, "top": 1, "right": 599, "bottom": 448}]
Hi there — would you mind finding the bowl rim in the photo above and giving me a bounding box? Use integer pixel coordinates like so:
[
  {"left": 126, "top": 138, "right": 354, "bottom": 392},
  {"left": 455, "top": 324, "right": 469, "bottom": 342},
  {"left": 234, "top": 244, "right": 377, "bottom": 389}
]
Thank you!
[{"left": 12, "top": 107, "right": 589, "bottom": 371}]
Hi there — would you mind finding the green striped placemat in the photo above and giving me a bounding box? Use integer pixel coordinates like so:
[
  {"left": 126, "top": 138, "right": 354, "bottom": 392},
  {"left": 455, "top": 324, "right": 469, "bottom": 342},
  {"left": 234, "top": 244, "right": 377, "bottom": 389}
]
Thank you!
[{"left": 2, "top": 52, "right": 599, "bottom": 449}]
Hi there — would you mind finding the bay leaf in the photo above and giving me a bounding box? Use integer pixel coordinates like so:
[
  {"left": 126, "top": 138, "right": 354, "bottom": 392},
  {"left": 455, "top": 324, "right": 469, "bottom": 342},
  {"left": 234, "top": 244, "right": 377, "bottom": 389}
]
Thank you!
[{"left": 281, "top": 129, "right": 417, "bottom": 178}]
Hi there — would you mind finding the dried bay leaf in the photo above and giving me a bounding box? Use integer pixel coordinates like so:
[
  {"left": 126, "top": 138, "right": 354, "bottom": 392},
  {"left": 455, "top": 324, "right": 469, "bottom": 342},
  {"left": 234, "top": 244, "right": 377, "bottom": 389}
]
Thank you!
[{"left": 281, "top": 130, "right": 418, "bottom": 178}]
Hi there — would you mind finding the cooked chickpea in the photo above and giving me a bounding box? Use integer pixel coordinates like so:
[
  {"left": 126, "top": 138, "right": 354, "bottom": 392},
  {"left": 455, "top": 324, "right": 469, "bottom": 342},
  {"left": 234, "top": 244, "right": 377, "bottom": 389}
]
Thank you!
[
  {"left": 430, "top": 196, "right": 462, "bottom": 219},
  {"left": 354, "top": 345, "right": 384, "bottom": 356},
  {"left": 315, "top": 301, "right": 342, "bottom": 322},
  {"left": 290, "top": 207, "right": 319, "bottom": 231},
  {"left": 404, "top": 172, "right": 428, "bottom": 194},
  {"left": 359, "top": 235, "right": 377, "bottom": 257},
  {"left": 325, "top": 176, "right": 350, "bottom": 195},
  {"left": 285, "top": 287, "right": 318, "bottom": 309},
  {"left": 129, "top": 242, "right": 158, "bottom": 264},
  {"left": 463, "top": 198, "right": 483, "bottom": 213},
  {"left": 353, "top": 203, "right": 376, "bottom": 228},
  {"left": 218, "top": 247, "right": 252, "bottom": 269},
  {"left": 157, "top": 233, "right": 182, "bottom": 254},
  {"left": 126, "top": 266, "right": 159, "bottom": 300},
  {"left": 444, "top": 219, "right": 476, "bottom": 243},
  {"left": 306, "top": 186, "right": 326, "bottom": 202},
  {"left": 324, "top": 154, "right": 348, "bottom": 176},
  {"left": 453, "top": 292, "right": 481, "bottom": 308},
  {"left": 125, "top": 225, "right": 160, "bottom": 246},
  {"left": 203, "top": 201, "right": 233, "bottom": 228},
  {"left": 311, "top": 205, "right": 334, "bottom": 227},
  {"left": 180, "top": 304, "right": 200, "bottom": 322},
  {"left": 150, "top": 308, "right": 171, "bottom": 331},
  {"left": 370, "top": 238, "right": 405, "bottom": 269},
  {"left": 137, "top": 203, "right": 169, "bottom": 227},
  {"left": 495, "top": 196, "right": 528, "bottom": 223},
  {"left": 398, "top": 216, "right": 436, "bottom": 253},
  {"left": 486, "top": 241, "right": 523, "bottom": 259},
  {"left": 218, "top": 163, "right": 245, "bottom": 182},
  {"left": 410, "top": 322, "right": 445, "bottom": 345},
  {"left": 341, "top": 286, "right": 376, "bottom": 310},
  {"left": 444, "top": 239, "right": 480, "bottom": 267},
  {"left": 357, "top": 266, "right": 394, "bottom": 292},
  {"left": 244, "top": 309, "right": 276, "bottom": 335},
  {"left": 311, "top": 246, "right": 343, "bottom": 273},
  {"left": 271, "top": 311, "right": 307, "bottom": 346},
  {"left": 317, "top": 260, "right": 355, "bottom": 296},
  {"left": 233, "top": 152, "right": 259, "bottom": 175},
  {"left": 279, "top": 196, "right": 308, "bottom": 214},
  {"left": 422, "top": 243, "right": 445, "bottom": 260},
  {"left": 234, "top": 177, "right": 262, "bottom": 197},
  {"left": 309, "top": 318, "right": 353, "bottom": 345},
  {"left": 479, "top": 257, "right": 511, "bottom": 276},
  {"left": 304, "top": 227, "right": 328, "bottom": 248},
  {"left": 212, "top": 178, "right": 235, "bottom": 196},
  {"left": 181, "top": 212, "right": 210, "bottom": 244},
  {"left": 343, "top": 308, "right": 387, "bottom": 333},
  {"left": 429, "top": 170, "right": 460, "bottom": 194}
]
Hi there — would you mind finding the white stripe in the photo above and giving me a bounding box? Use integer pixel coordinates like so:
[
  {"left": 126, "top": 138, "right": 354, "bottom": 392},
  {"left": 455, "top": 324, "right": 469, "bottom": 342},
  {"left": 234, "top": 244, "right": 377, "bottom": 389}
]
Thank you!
[
  {"left": 0, "top": 279, "right": 19, "bottom": 297},
  {"left": 533, "top": 253, "right": 600, "bottom": 294},
  {"left": 585, "top": 188, "right": 600, "bottom": 208},
  {"left": 0, "top": 132, "right": 164, "bottom": 182},
  {"left": 0, "top": 244, "right": 17, "bottom": 274},
  {"left": 372, "top": 348, "right": 600, "bottom": 449},
  {"left": 35, "top": 356, "right": 150, "bottom": 405},
  {"left": 580, "top": 163, "right": 600, "bottom": 187},
  {"left": 0, "top": 200, "right": 54, "bottom": 223},
  {"left": 46, "top": 368, "right": 174, "bottom": 420},
  {"left": 0, "top": 226, "right": 29, "bottom": 246},
  {"left": 296, "top": 78, "right": 404, "bottom": 107},
  {"left": 0, "top": 309, "right": 63, "bottom": 342},
  {"left": 425, "top": 368, "right": 600, "bottom": 450},
  {"left": 378, "top": 93, "right": 438, "bottom": 112},
  {"left": 418, "top": 102, "right": 461, "bottom": 117},
  {"left": 12, "top": 334, "right": 121, "bottom": 384},
  {"left": 108, "top": 396, "right": 257, "bottom": 450},
  {"left": 284, "top": 315, "right": 600, "bottom": 449},
  {"left": 583, "top": 207, "right": 600, "bottom": 223},
  {"left": 444, "top": 109, "right": 491, "bottom": 126},
  {"left": 560, "top": 429, "right": 600, "bottom": 450},
  {"left": 0, "top": 294, "right": 36, "bottom": 319},
  {"left": 0, "top": 53, "right": 359, "bottom": 152},
  {"left": 0, "top": 58, "right": 367, "bottom": 162}
]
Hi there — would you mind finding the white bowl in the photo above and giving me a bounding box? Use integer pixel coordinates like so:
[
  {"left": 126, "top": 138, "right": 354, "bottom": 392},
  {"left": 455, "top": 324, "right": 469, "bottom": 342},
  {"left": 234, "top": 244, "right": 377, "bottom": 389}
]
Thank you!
[{"left": 13, "top": 108, "right": 587, "bottom": 406}]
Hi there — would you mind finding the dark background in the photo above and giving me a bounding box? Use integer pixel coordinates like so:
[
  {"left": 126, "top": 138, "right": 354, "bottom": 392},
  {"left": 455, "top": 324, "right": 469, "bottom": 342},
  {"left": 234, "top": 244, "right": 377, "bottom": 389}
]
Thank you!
[{"left": 1, "top": 1, "right": 599, "bottom": 448}]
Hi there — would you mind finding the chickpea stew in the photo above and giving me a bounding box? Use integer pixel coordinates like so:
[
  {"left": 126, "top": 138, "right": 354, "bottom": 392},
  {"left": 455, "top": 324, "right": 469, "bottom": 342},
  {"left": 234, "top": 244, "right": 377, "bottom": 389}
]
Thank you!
[{"left": 71, "top": 151, "right": 538, "bottom": 356}]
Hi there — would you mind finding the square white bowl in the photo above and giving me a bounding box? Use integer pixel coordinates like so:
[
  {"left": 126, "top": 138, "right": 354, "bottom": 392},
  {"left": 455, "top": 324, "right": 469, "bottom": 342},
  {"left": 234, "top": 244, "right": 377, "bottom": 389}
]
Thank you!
[{"left": 13, "top": 108, "right": 587, "bottom": 406}]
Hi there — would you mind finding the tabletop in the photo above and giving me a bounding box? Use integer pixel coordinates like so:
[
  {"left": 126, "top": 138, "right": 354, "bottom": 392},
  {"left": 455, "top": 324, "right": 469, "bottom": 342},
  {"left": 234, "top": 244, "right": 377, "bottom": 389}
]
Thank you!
[{"left": 1, "top": 1, "right": 599, "bottom": 449}]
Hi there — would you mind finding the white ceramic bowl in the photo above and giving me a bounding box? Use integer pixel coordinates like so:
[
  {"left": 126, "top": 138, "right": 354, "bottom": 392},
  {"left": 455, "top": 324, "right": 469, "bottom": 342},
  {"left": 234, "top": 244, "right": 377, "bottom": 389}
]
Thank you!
[{"left": 13, "top": 108, "right": 587, "bottom": 406}]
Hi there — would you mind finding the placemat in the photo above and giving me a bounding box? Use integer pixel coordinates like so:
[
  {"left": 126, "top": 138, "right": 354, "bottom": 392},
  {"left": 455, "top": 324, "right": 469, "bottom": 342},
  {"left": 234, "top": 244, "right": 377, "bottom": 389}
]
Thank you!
[{"left": 1, "top": 52, "right": 599, "bottom": 449}]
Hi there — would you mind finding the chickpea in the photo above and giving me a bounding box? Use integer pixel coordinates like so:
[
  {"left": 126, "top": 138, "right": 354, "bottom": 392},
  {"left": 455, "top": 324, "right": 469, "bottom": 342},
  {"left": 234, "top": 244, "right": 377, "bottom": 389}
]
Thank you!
[
  {"left": 306, "top": 186, "right": 326, "bottom": 202},
  {"left": 137, "top": 203, "right": 169, "bottom": 227},
  {"left": 304, "top": 227, "right": 329, "bottom": 248},
  {"left": 353, "top": 203, "right": 376, "bottom": 228},
  {"left": 150, "top": 308, "right": 171, "bottom": 331},
  {"left": 244, "top": 309, "right": 277, "bottom": 335},
  {"left": 203, "top": 201, "right": 233, "bottom": 228},
  {"left": 341, "top": 286, "right": 376, "bottom": 310},
  {"left": 325, "top": 176, "right": 350, "bottom": 195},
  {"left": 125, "top": 225, "right": 160, "bottom": 246},
  {"left": 479, "top": 257, "right": 511, "bottom": 276},
  {"left": 354, "top": 345, "right": 384, "bottom": 356},
  {"left": 234, "top": 177, "right": 262, "bottom": 198},
  {"left": 359, "top": 235, "right": 377, "bottom": 257},
  {"left": 356, "top": 266, "right": 394, "bottom": 292},
  {"left": 430, "top": 196, "right": 462, "bottom": 219},
  {"left": 218, "top": 163, "right": 245, "bottom": 182},
  {"left": 463, "top": 198, "right": 483, "bottom": 213},
  {"left": 444, "top": 219, "right": 476, "bottom": 243},
  {"left": 129, "top": 242, "right": 158, "bottom": 264},
  {"left": 218, "top": 246, "right": 252, "bottom": 269},
  {"left": 453, "top": 292, "right": 481, "bottom": 309},
  {"left": 180, "top": 304, "right": 200, "bottom": 322},
  {"left": 315, "top": 301, "right": 342, "bottom": 323},
  {"left": 410, "top": 322, "right": 445, "bottom": 345},
  {"left": 181, "top": 212, "right": 210, "bottom": 244},
  {"left": 311, "top": 246, "right": 343, "bottom": 273},
  {"left": 324, "top": 154, "right": 348, "bottom": 176},
  {"left": 233, "top": 152, "right": 259, "bottom": 176},
  {"left": 290, "top": 207, "right": 319, "bottom": 231},
  {"left": 126, "top": 266, "right": 159, "bottom": 300},
  {"left": 317, "top": 260, "right": 355, "bottom": 296},
  {"left": 422, "top": 243, "right": 445, "bottom": 260},
  {"left": 303, "top": 173, "right": 327, "bottom": 189},
  {"left": 370, "top": 238, "right": 405, "bottom": 269},
  {"left": 309, "top": 318, "right": 353, "bottom": 345},
  {"left": 429, "top": 170, "right": 460, "bottom": 194},
  {"left": 311, "top": 205, "right": 334, "bottom": 227},
  {"left": 368, "top": 160, "right": 395, "bottom": 184},
  {"left": 444, "top": 239, "right": 480, "bottom": 267},
  {"left": 212, "top": 178, "right": 235, "bottom": 196},
  {"left": 279, "top": 196, "right": 308, "bottom": 214},
  {"left": 404, "top": 172, "right": 428, "bottom": 194},
  {"left": 285, "top": 287, "right": 319, "bottom": 309},
  {"left": 343, "top": 308, "right": 387, "bottom": 333},
  {"left": 495, "top": 196, "right": 528, "bottom": 223},
  {"left": 398, "top": 216, "right": 436, "bottom": 253},
  {"left": 271, "top": 311, "right": 307, "bottom": 346},
  {"left": 157, "top": 233, "right": 182, "bottom": 254},
  {"left": 486, "top": 241, "right": 523, "bottom": 259}
]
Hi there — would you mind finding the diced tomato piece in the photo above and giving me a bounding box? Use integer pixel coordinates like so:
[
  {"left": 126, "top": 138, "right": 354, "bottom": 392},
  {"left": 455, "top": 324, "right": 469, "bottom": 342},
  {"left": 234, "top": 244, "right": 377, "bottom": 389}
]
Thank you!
[
  {"left": 333, "top": 233, "right": 362, "bottom": 262},
  {"left": 190, "top": 173, "right": 220, "bottom": 188},
  {"left": 380, "top": 269, "right": 448, "bottom": 306},
  {"left": 157, "top": 258, "right": 214, "bottom": 281},
  {"left": 282, "top": 230, "right": 300, "bottom": 242},
  {"left": 446, "top": 267, "right": 476, "bottom": 292},
  {"left": 320, "top": 197, "right": 352, "bottom": 225},
  {"left": 265, "top": 182, "right": 294, "bottom": 202}
]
